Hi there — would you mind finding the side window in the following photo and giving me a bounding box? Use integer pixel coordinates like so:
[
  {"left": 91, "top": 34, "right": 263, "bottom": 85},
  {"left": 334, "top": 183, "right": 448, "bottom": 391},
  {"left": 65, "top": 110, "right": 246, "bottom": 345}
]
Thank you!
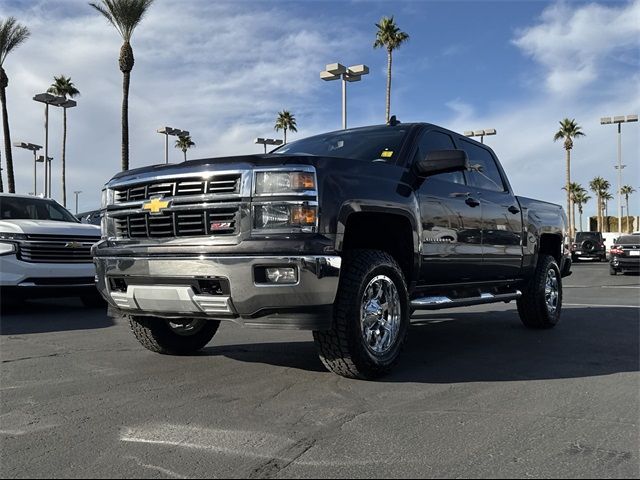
[
  {"left": 413, "top": 130, "right": 465, "bottom": 185},
  {"left": 459, "top": 140, "right": 506, "bottom": 192}
]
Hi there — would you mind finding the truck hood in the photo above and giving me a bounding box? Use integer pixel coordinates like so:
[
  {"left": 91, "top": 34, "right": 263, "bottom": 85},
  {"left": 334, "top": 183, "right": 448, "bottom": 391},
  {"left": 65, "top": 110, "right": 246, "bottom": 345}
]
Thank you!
[
  {"left": 106, "top": 154, "right": 321, "bottom": 187},
  {"left": 0, "top": 219, "right": 101, "bottom": 237}
]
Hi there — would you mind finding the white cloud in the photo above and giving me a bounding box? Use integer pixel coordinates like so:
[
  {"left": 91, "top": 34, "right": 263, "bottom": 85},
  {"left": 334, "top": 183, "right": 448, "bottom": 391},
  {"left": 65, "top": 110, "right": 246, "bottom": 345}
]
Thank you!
[{"left": 513, "top": 0, "right": 640, "bottom": 95}]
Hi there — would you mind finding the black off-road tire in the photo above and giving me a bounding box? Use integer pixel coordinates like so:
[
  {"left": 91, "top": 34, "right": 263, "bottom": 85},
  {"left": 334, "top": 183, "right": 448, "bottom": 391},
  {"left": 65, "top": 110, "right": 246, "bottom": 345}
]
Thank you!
[
  {"left": 609, "top": 265, "right": 618, "bottom": 275},
  {"left": 313, "top": 250, "right": 410, "bottom": 380},
  {"left": 517, "top": 254, "right": 562, "bottom": 329},
  {"left": 129, "top": 316, "right": 220, "bottom": 355}
]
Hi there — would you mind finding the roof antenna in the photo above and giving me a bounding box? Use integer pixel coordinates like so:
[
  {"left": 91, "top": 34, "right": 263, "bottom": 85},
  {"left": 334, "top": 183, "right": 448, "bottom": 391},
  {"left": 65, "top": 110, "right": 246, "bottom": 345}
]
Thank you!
[{"left": 388, "top": 115, "right": 400, "bottom": 126}]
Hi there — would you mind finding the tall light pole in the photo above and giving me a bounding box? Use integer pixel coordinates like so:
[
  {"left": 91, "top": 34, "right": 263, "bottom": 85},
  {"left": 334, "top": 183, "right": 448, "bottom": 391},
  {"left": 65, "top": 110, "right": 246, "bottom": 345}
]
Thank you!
[
  {"left": 157, "top": 127, "right": 189, "bottom": 164},
  {"left": 33, "top": 93, "right": 66, "bottom": 198},
  {"left": 73, "top": 190, "right": 82, "bottom": 214},
  {"left": 320, "top": 63, "right": 369, "bottom": 129},
  {"left": 464, "top": 129, "right": 497, "bottom": 144},
  {"left": 255, "top": 137, "right": 283, "bottom": 154},
  {"left": 600, "top": 114, "right": 638, "bottom": 233},
  {"left": 38, "top": 155, "right": 53, "bottom": 195},
  {"left": 14, "top": 142, "right": 42, "bottom": 196}
]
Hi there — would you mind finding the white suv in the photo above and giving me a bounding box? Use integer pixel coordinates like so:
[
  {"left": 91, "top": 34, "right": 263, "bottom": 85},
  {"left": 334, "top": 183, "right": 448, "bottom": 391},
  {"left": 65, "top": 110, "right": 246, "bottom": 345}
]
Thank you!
[{"left": 0, "top": 194, "right": 101, "bottom": 306}]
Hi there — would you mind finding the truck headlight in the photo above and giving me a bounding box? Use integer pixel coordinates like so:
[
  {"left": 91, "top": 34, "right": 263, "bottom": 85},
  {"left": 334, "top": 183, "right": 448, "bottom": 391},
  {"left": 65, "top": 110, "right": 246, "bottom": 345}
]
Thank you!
[
  {"left": 0, "top": 242, "right": 16, "bottom": 255},
  {"left": 253, "top": 204, "right": 317, "bottom": 232},
  {"left": 0, "top": 233, "right": 25, "bottom": 256},
  {"left": 101, "top": 188, "right": 115, "bottom": 208},
  {"left": 254, "top": 171, "right": 316, "bottom": 196}
]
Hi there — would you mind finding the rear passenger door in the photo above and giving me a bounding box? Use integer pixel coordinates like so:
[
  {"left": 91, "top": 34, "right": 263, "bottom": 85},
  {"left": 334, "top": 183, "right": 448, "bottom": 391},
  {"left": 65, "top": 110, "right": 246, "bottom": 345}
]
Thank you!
[
  {"left": 458, "top": 139, "right": 524, "bottom": 280},
  {"left": 414, "top": 130, "right": 483, "bottom": 284}
]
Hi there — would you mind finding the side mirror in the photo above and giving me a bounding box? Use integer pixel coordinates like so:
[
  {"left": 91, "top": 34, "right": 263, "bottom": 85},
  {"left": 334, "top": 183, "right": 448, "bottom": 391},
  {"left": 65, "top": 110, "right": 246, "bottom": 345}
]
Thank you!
[{"left": 415, "top": 149, "right": 469, "bottom": 176}]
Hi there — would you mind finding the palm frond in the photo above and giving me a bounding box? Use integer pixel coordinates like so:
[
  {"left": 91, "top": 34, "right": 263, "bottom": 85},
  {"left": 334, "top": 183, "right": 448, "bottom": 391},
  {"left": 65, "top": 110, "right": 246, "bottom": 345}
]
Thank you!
[
  {"left": 0, "top": 17, "right": 30, "bottom": 65},
  {"left": 89, "top": 0, "right": 155, "bottom": 42}
]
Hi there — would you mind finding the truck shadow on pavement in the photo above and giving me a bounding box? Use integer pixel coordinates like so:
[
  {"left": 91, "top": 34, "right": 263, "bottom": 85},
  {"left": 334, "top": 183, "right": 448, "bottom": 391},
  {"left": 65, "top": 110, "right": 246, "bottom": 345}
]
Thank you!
[
  {"left": 204, "top": 306, "right": 639, "bottom": 383},
  {"left": 0, "top": 299, "right": 114, "bottom": 335}
]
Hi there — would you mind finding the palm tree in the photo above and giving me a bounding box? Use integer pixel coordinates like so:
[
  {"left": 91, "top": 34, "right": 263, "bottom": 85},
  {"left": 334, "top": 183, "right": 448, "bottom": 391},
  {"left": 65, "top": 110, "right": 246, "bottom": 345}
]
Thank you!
[
  {"left": 554, "top": 118, "right": 585, "bottom": 237},
  {"left": 573, "top": 190, "right": 591, "bottom": 233},
  {"left": 48, "top": 76, "right": 80, "bottom": 207},
  {"left": 602, "top": 191, "right": 614, "bottom": 230},
  {"left": 589, "top": 177, "right": 609, "bottom": 232},
  {"left": 89, "top": 0, "right": 155, "bottom": 172},
  {"left": 374, "top": 16, "right": 409, "bottom": 124},
  {"left": 562, "top": 181, "right": 584, "bottom": 235},
  {"left": 274, "top": 110, "right": 297, "bottom": 144},
  {"left": 0, "top": 17, "right": 30, "bottom": 193},
  {"left": 175, "top": 135, "right": 195, "bottom": 162},
  {"left": 621, "top": 185, "right": 635, "bottom": 232}
]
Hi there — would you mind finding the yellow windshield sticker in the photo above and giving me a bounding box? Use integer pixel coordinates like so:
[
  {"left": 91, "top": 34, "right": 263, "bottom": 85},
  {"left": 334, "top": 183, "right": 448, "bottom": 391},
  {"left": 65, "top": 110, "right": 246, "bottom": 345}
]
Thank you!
[{"left": 381, "top": 150, "right": 394, "bottom": 158}]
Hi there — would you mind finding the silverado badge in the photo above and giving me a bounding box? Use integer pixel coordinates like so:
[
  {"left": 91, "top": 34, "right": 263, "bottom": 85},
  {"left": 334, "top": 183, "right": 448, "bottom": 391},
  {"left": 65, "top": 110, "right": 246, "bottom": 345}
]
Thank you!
[{"left": 142, "top": 197, "right": 171, "bottom": 214}]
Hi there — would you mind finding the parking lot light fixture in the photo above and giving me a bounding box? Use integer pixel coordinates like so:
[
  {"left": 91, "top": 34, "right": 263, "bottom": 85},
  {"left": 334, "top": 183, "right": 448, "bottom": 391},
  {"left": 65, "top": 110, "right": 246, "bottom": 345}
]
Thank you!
[
  {"left": 320, "top": 62, "right": 370, "bottom": 129},
  {"left": 254, "top": 138, "right": 284, "bottom": 154},
  {"left": 157, "top": 127, "right": 190, "bottom": 164},
  {"left": 465, "top": 129, "right": 497, "bottom": 144},
  {"left": 14, "top": 142, "right": 42, "bottom": 196},
  {"left": 33, "top": 93, "right": 67, "bottom": 198},
  {"left": 600, "top": 114, "right": 638, "bottom": 233}
]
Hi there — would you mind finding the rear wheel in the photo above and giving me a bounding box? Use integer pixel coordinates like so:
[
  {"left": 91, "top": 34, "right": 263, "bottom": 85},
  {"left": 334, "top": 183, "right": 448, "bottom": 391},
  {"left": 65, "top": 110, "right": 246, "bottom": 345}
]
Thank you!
[
  {"left": 313, "top": 250, "right": 409, "bottom": 380},
  {"left": 517, "top": 254, "right": 562, "bottom": 329},
  {"left": 129, "top": 316, "right": 220, "bottom": 355}
]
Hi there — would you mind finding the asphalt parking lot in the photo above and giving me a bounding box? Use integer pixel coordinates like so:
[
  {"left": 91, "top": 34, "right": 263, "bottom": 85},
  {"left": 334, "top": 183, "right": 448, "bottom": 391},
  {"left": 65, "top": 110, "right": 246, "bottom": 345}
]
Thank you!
[{"left": 1, "top": 262, "right": 638, "bottom": 479}]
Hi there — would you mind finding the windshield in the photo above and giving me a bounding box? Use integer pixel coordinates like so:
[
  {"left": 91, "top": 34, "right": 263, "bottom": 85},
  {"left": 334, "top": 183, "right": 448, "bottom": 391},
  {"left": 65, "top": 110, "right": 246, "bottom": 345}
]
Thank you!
[
  {"left": 0, "top": 196, "right": 79, "bottom": 223},
  {"left": 272, "top": 126, "right": 409, "bottom": 163}
]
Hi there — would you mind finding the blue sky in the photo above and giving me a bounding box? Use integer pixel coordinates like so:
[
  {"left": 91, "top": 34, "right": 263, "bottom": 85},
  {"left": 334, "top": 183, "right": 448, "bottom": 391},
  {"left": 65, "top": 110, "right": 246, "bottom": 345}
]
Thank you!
[{"left": 1, "top": 0, "right": 639, "bottom": 224}]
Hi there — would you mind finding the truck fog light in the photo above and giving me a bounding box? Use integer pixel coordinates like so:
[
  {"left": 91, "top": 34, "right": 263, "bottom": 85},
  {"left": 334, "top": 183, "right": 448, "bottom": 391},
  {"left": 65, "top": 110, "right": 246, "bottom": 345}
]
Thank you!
[{"left": 265, "top": 267, "right": 297, "bottom": 284}]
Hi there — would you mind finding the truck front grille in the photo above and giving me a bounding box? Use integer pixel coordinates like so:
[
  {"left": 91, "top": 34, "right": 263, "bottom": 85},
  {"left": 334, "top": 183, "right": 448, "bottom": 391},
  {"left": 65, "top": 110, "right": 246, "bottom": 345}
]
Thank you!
[
  {"left": 114, "top": 174, "right": 241, "bottom": 203},
  {"left": 17, "top": 235, "right": 100, "bottom": 264},
  {"left": 114, "top": 206, "right": 239, "bottom": 239}
]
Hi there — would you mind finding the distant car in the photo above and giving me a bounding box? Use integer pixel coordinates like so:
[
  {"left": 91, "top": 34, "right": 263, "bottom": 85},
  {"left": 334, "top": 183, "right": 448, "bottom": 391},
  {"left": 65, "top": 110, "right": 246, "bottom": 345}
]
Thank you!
[
  {"left": 0, "top": 194, "right": 102, "bottom": 306},
  {"left": 571, "top": 231, "right": 606, "bottom": 262},
  {"left": 609, "top": 235, "right": 640, "bottom": 275},
  {"left": 77, "top": 209, "right": 101, "bottom": 226}
]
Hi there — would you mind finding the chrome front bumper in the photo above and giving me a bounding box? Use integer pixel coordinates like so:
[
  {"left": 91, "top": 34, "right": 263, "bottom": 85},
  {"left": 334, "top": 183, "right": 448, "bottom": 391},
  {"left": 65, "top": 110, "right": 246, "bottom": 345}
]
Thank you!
[{"left": 93, "top": 254, "right": 341, "bottom": 330}]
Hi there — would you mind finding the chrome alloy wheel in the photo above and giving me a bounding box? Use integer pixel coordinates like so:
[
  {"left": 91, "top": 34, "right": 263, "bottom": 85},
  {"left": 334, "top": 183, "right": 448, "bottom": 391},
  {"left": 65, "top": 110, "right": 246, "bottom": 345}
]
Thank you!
[
  {"left": 167, "top": 319, "right": 206, "bottom": 336},
  {"left": 360, "top": 275, "right": 402, "bottom": 355},
  {"left": 544, "top": 268, "right": 559, "bottom": 314}
]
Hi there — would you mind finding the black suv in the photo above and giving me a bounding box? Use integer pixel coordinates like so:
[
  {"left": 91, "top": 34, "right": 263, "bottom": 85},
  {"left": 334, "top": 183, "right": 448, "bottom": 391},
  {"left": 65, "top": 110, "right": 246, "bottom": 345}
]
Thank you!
[{"left": 571, "top": 232, "right": 606, "bottom": 262}]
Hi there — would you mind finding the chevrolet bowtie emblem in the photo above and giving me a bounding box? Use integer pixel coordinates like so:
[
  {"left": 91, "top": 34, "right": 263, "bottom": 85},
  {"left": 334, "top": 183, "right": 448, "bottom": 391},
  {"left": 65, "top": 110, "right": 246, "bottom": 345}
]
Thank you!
[
  {"left": 65, "top": 241, "right": 82, "bottom": 248},
  {"left": 143, "top": 197, "right": 170, "bottom": 214}
]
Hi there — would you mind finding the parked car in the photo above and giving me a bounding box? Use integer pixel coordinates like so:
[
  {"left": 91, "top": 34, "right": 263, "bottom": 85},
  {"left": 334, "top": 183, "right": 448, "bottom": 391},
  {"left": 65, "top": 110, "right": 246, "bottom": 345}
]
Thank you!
[
  {"left": 94, "top": 122, "right": 571, "bottom": 379},
  {"left": 571, "top": 231, "right": 606, "bottom": 262},
  {"left": 609, "top": 235, "right": 640, "bottom": 275},
  {"left": 0, "top": 194, "right": 102, "bottom": 305},
  {"left": 77, "top": 209, "right": 101, "bottom": 226}
]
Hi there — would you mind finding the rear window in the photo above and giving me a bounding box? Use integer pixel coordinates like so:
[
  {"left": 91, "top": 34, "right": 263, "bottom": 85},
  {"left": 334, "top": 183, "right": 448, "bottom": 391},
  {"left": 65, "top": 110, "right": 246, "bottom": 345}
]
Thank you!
[
  {"left": 576, "top": 232, "right": 602, "bottom": 241},
  {"left": 615, "top": 235, "right": 640, "bottom": 244}
]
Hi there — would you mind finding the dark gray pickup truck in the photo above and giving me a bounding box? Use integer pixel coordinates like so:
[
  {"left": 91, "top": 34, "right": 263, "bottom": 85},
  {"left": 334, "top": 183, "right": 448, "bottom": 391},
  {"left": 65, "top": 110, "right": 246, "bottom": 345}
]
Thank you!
[{"left": 93, "top": 122, "right": 571, "bottom": 379}]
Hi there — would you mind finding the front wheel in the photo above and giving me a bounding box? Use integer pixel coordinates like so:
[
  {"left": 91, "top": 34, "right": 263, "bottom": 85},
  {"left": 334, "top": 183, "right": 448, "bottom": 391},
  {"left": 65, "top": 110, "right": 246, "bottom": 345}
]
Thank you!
[
  {"left": 129, "top": 316, "right": 220, "bottom": 355},
  {"left": 517, "top": 254, "right": 562, "bottom": 329},
  {"left": 313, "top": 250, "right": 409, "bottom": 380}
]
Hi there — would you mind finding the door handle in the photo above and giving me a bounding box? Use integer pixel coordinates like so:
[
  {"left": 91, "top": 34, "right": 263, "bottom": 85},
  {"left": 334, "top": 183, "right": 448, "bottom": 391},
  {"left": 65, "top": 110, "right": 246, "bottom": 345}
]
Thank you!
[
  {"left": 508, "top": 206, "right": 520, "bottom": 214},
  {"left": 465, "top": 197, "right": 480, "bottom": 208}
]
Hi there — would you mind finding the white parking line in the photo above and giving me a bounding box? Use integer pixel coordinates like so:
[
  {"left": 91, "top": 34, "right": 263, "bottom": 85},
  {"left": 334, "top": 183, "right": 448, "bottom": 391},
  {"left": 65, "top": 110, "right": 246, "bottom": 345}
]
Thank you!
[
  {"left": 565, "top": 303, "right": 640, "bottom": 309},
  {"left": 601, "top": 286, "right": 640, "bottom": 289}
]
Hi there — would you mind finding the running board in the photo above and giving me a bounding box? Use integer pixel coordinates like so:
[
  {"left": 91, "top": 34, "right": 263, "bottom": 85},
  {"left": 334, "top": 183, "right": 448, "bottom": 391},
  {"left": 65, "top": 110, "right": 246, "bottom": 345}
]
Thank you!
[{"left": 411, "top": 291, "right": 522, "bottom": 310}]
